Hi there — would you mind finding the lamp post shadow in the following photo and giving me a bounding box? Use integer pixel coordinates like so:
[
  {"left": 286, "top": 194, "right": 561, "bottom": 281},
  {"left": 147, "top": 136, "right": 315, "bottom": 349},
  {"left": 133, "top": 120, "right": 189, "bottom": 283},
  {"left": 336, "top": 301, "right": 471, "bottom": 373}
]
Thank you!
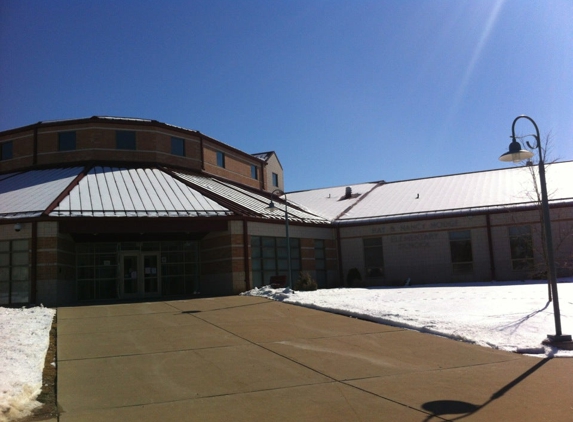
[{"left": 420, "top": 358, "right": 551, "bottom": 421}]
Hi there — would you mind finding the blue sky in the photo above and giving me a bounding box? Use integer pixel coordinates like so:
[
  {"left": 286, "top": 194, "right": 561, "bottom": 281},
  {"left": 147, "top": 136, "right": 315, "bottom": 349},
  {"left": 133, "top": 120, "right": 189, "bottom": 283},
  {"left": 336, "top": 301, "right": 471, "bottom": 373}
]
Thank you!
[{"left": 1, "top": 0, "right": 572, "bottom": 192}]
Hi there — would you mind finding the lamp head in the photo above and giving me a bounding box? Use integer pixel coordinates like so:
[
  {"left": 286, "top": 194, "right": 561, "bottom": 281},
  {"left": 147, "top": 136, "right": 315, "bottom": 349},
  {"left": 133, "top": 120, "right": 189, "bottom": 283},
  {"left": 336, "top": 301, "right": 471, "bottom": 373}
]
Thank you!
[
  {"left": 266, "top": 200, "right": 278, "bottom": 212},
  {"left": 499, "top": 138, "right": 534, "bottom": 163}
]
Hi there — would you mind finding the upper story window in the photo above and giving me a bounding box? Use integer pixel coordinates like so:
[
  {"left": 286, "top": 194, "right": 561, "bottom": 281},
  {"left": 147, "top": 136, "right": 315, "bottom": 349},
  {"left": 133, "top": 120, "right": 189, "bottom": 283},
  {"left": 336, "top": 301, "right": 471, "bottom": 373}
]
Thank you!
[
  {"left": 58, "top": 131, "right": 76, "bottom": 151},
  {"left": 116, "top": 131, "right": 136, "bottom": 150},
  {"left": 0, "top": 141, "right": 13, "bottom": 161},
  {"left": 251, "top": 165, "right": 259, "bottom": 180},
  {"left": 171, "top": 137, "right": 185, "bottom": 156},
  {"left": 216, "top": 151, "right": 225, "bottom": 168},
  {"left": 272, "top": 172, "right": 279, "bottom": 187}
]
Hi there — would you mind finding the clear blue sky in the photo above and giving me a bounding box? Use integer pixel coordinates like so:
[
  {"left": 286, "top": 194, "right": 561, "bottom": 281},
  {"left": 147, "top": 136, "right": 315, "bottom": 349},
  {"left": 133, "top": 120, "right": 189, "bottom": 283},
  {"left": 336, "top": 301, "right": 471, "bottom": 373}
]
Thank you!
[{"left": 1, "top": 0, "right": 572, "bottom": 192}]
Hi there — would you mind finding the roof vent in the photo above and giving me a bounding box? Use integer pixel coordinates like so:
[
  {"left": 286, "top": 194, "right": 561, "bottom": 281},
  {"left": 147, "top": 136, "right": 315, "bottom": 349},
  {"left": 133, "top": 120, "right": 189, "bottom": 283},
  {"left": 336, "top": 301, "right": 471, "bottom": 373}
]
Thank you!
[{"left": 345, "top": 187, "right": 352, "bottom": 199}]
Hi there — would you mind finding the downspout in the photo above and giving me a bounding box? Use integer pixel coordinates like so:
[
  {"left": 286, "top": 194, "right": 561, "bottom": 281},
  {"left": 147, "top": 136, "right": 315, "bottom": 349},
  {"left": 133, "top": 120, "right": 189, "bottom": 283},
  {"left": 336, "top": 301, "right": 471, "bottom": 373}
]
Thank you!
[
  {"left": 486, "top": 214, "right": 496, "bottom": 281},
  {"left": 31, "top": 221, "right": 38, "bottom": 304},
  {"left": 242, "top": 218, "right": 251, "bottom": 291},
  {"left": 199, "top": 134, "right": 205, "bottom": 171}
]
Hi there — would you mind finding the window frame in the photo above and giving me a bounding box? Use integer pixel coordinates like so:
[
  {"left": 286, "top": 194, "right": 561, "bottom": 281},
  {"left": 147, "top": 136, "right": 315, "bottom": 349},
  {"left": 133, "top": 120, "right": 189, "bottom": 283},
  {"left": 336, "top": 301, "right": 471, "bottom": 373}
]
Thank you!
[
  {"left": 0, "top": 239, "right": 30, "bottom": 305},
  {"left": 363, "top": 237, "right": 384, "bottom": 278},
  {"left": 251, "top": 236, "right": 301, "bottom": 288},
  {"left": 449, "top": 230, "right": 474, "bottom": 274},
  {"left": 216, "top": 151, "right": 226, "bottom": 168},
  {"left": 171, "top": 137, "right": 185, "bottom": 156},
  {"left": 58, "top": 131, "right": 77, "bottom": 151},
  {"left": 251, "top": 165, "right": 259, "bottom": 180},
  {"left": 272, "top": 172, "right": 279, "bottom": 187},
  {"left": 116, "top": 130, "right": 136, "bottom": 150},
  {"left": 509, "top": 225, "right": 534, "bottom": 271},
  {"left": 1, "top": 141, "right": 13, "bottom": 161}
]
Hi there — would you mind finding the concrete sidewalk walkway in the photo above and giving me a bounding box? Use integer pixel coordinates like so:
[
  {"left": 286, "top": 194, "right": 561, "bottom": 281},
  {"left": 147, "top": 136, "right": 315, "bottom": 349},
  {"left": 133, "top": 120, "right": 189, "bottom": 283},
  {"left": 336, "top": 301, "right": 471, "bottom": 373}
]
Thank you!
[{"left": 56, "top": 296, "right": 572, "bottom": 421}]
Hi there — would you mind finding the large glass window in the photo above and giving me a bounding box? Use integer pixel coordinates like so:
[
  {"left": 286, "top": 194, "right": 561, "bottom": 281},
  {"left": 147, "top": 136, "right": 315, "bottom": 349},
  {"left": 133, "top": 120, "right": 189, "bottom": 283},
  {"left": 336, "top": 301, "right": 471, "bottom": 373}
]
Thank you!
[
  {"left": 449, "top": 230, "right": 473, "bottom": 273},
  {"left": 116, "top": 130, "right": 136, "bottom": 150},
  {"left": 251, "top": 236, "right": 300, "bottom": 288},
  {"left": 315, "top": 239, "right": 327, "bottom": 288},
  {"left": 1, "top": 141, "right": 13, "bottom": 160},
  {"left": 58, "top": 131, "right": 76, "bottom": 151},
  {"left": 171, "top": 137, "right": 185, "bottom": 156},
  {"left": 76, "top": 241, "right": 199, "bottom": 301},
  {"left": 0, "top": 240, "right": 30, "bottom": 305},
  {"left": 509, "top": 226, "right": 534, "bottom": 270},
  {"left": 364, "top": 237, "right": 384, "bottom": 278}
]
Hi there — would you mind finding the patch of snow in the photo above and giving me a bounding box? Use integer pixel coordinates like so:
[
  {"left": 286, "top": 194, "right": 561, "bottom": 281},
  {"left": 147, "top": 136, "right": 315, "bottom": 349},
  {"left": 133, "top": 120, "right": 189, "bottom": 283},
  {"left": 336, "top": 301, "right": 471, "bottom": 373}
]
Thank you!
[
  {"left": 0, "top": 306, "right": 55, "bottom": 422},
  {"left": 242, "top": 279, "right": 573, "bottom": 358}
]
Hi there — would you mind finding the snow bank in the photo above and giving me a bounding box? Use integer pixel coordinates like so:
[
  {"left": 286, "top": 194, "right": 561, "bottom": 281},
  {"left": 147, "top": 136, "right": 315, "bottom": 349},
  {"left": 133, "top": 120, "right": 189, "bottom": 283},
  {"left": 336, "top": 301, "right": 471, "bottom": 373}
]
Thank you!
[
  {"left": 242, "top": 280, "right": 573, "bottom": 358},
  {"left": 0, "top": 307, "right": 55, "bottom": 422}
]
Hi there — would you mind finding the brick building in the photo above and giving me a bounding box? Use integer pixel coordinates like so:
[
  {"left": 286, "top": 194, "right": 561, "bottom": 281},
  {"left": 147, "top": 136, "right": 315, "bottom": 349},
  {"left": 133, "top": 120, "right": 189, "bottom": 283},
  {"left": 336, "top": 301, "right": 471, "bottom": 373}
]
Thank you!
[{"left": 1, "top": 117, "right": 572, "bottom": 306}]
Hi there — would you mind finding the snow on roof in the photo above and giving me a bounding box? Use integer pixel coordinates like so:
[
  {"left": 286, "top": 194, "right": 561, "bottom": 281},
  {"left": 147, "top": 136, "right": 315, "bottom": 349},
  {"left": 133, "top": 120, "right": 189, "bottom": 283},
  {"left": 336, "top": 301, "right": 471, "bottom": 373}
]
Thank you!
[
  {"left": 50, "top": 167, "right": 231, "bottom": 217},
  {"left": 288, "top": 182, "right": 380, "bottom": 220},
  {"left": 0, "top": 168, "right": 83, "bottom": 219},
  {"left": 336, "top": 161, "right": 573, "bottom": 224},
  {"left": 251, "top": 151, "right": 274, "bottom": 161}
]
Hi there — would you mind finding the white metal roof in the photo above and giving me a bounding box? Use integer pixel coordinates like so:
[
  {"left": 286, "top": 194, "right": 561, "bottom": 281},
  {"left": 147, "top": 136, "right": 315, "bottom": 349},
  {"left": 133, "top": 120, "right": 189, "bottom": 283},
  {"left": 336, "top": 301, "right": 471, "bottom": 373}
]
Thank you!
[
  {"left": 336, "top": 161, "right": 573, "bottom": 224},
  {"left": 174, "top": 171, "right": 329, "bottom": 224},
  {"left": 0, "top": 168, "right": 82, "bottom": 218},
  {"left": 288, "top": 182, "right": 380, "bottom": 220},
  {"left": 51, "top": 167, "right": 231, "bottom": 217}
]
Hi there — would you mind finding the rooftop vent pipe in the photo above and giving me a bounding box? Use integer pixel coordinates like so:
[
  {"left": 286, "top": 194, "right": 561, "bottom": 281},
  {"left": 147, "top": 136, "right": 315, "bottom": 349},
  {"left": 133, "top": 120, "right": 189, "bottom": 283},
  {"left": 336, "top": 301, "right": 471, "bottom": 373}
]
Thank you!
[{"left": 345, "top": 187, "right": 352, "bottom": 199}]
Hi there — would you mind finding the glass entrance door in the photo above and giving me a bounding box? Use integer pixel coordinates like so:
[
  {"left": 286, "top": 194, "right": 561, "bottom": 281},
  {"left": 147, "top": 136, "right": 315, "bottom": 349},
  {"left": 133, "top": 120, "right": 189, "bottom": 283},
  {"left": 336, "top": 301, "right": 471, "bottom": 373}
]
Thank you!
[
  {"left": 121, "top": 253, "right": 161, "bottom": 298},
  {"left": 143, "top": 254, "right": 159, "bottom": 295}
]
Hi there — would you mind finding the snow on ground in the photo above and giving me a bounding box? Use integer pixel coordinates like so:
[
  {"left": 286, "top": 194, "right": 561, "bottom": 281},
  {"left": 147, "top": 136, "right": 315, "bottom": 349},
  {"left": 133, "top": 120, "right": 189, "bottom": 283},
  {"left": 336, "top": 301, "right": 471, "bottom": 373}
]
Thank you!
[
  {"left": 1, "top": 280, "right": 571, "bottom": 421},
  {"left": 0, "top": 306, "right": 55, "bottom": 422},
  {"left": 242, "top": 279, "right": 573, "bottom": 358}
]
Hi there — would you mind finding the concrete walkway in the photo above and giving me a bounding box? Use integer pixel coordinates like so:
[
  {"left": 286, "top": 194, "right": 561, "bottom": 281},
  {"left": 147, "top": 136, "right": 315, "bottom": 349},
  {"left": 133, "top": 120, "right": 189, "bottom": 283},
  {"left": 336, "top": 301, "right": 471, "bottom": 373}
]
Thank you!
[{"left": 56, "top": 296, "right": 572, "bottom": 421}]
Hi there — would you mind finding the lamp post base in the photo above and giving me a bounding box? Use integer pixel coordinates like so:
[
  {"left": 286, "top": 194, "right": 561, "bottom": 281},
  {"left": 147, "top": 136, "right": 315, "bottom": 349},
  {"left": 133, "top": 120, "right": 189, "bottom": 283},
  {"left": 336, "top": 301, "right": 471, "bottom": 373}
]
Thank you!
[{"left": 542, "top": 335, "right": 573, "bottom": 350}]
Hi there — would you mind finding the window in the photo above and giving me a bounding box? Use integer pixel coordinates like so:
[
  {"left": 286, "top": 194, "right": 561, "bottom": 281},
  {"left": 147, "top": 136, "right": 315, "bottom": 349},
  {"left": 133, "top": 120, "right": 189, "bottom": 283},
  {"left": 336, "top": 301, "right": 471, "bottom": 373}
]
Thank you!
[
  {"left": 216, "top": 151, "right": 225, "bottom": 168},
  {"left": 1, "top": 141, "right": 13, "bottom": 160},
  {"left": 509, "top": 226, "right": 534, "bottom": 270},
  {"left": 315, "top": 239, "right": 327, "bottom": 288},
  {"left": 272, "top": 172, "right": 279, "bottom": 187},
  {"left": 58, "top": 131, "right": 76, "bottom": 151},
  {"left": 116, "top": 131, "right": 136, "bottom": 150},
  {"left": 364, "top": 237, "right": 384, "bottom": 277},
  {"left": 251, "top": 165, "right": 259, "bottom": 180},
  {"left": 449, "top": 230, "right": 473, "bottom": 273},
  {"left": 171, "top": 137, "right": 185, "bottom": 156},
  {"left": 0, "top": 240, "right": 30, "bottom": 305},
  {"left": 251, "top": 236, "right": 300, "bottom": 288}
]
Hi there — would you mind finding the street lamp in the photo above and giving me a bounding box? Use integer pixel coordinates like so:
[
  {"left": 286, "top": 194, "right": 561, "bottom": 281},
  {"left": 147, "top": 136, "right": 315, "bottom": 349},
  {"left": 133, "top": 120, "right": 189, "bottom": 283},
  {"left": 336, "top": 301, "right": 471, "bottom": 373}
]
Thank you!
[
  {"left": 266, "top": 189, "right": 292, "bottom": 289},
  {"left": 499, "top": 115, "right": 571, "bottom": 343}
]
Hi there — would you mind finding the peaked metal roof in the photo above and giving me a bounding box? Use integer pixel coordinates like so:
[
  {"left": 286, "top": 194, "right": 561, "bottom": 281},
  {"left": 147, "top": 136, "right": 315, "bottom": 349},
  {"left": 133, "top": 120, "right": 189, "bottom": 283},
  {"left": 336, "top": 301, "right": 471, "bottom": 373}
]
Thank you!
[
  {"left": 288, "top": 161, "right": 573, "bottom": 224},
  {"left": 0, "top": 168, "right": 83, "bottom": 218},
  {"left": 51, "top": 167, "right": 232, "bottom": 217},
  {"left": 174, "top": 171, "right": 329, "bottom": 224}
]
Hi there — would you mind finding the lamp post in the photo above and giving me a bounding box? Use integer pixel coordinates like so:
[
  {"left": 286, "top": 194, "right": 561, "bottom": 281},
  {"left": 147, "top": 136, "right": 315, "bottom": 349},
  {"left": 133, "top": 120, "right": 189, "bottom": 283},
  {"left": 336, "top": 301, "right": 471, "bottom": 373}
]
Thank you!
[
  {"left": 266, "top": 189, "right": 292, "bottom": 289},
  {"left": 499, "top": 115, "right": 571, "bottom": 343}
]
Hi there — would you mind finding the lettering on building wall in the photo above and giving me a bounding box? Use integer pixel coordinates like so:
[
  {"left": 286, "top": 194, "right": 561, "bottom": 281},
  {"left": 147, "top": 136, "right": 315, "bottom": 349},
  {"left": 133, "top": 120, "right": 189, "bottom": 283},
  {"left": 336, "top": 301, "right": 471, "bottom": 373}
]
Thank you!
[
  {"left": 371, "top": 219, "right": 460, "bottom": 236},
  {"left": 389, "top": 233, "right": 440, "bottom": 250}
]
